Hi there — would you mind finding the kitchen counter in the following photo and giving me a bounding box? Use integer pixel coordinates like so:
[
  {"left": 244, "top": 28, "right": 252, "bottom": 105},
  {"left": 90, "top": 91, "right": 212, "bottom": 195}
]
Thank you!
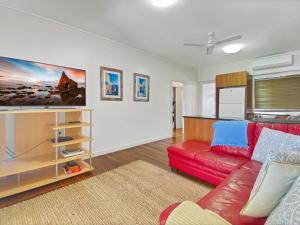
[
  {"left": 183, "top": 114, "right": 300, "bottom": 142},
  {"left": 183, "top": 115, "right": 300, "bottom": 124},
  {"left": 183, "top": 115, "right": 241, "bottom": 121},
  {"left": 253, "top": 117, "right": 300, "bottom": 124}
]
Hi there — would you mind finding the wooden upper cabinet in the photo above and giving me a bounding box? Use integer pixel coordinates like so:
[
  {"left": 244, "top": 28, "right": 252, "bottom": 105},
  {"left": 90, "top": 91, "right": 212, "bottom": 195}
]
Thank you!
[{"left": 216, "top": 71, "right": 249, "bottom": 88}]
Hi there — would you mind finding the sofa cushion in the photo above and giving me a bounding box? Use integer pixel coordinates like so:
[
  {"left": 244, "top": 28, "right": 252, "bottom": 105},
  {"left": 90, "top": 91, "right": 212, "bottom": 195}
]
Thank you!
[
  {"left": 266, "top": 176, "right": 300, "bottom": 225},
  {"left": 198, "top": 163, "right": 266, "bottom": 225},
  {"left": 169, "top": 154, "right": 229, "bottom": 179},
  {"left": 167, "top": 140, "right": 211, "bottom": 160},
  {"left": 194, "top": 151, "right": 248, "bottom": 174},
  {"left": 212, "top": 123, "right": 256, "bottom": 159},
  {"left": 240, "top": 160, "right": 262, "bottom": 173},
  {"left": 252, "top": 128, "right": 300, "bottom": 163},
  {"left": 241, "top": 149, "right": 300, "bottom": 218},
  {"left": 168, "top": 154, "right": 228, "bottom": 185}
]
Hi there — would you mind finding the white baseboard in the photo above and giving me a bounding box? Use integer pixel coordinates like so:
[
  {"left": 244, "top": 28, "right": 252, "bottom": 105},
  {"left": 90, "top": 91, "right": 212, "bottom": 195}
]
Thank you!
[{"left": 92, "top": 135, "right": 171, "bottom": 157}]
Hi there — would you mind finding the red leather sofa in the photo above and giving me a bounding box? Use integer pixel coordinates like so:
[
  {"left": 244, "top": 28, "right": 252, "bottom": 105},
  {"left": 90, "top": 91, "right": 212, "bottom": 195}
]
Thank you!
[{"left": 160, "top": 122, "right": 300, "bottom": 225}]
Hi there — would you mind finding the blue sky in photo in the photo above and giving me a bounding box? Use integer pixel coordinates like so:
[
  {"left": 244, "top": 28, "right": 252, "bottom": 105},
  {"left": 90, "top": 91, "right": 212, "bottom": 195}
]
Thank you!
[
  {"left": 0, "top": 56, "right": 85, "bottom": 83},
  {"left": 139, "top": 77, "right": 146, "bottom": 85},
  {"left": 107, "top": 72, "right": 119, "bottom": 84}
]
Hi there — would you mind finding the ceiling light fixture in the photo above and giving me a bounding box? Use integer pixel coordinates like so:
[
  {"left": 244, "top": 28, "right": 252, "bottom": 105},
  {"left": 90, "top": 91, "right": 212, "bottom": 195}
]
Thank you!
[
  {"left": 223, "top": 44, "right": 243, "bottom": 54},
  {"left": 149, "top": 0, "right": 177, "bottom": 8}
]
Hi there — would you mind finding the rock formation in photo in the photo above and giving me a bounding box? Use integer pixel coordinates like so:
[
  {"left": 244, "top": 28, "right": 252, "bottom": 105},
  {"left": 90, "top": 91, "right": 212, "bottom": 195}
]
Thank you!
[
  {"left": 57, "top": 71, "right": 78, "bottom": 92},
  {"left": 56, "top": 71, "right": 85, "bottom": 105}
]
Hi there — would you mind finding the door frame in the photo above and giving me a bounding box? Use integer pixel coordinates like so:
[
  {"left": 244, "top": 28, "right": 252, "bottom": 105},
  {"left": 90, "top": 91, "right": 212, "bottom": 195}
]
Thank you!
[{"left": 170, "top": 81, "right": 184, "bottom": 136}]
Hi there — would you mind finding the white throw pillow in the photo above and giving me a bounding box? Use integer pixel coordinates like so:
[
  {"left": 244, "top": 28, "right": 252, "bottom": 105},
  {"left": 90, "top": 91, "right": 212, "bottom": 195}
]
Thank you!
[
  {"left": 166, "top": 201, "right": 231, "bottom": 225},
  {"left": 241, "top": 149, "right": 300, "bottom": 218},
  {"left": 251, "top": 128, "right": 300, "bottom": 163},
  {"left": 266, "top": 176, "right": 300, "bottom": 225}
]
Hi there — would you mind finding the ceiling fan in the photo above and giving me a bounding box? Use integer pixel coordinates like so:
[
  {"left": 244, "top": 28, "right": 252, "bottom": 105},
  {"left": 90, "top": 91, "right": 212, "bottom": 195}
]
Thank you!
[{"left": 184, "top": 32, "right": 242, "bottom": 55}]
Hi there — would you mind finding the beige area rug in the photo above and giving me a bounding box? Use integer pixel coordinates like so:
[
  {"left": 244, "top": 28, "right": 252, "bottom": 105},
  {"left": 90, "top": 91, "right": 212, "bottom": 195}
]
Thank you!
[{"left": 0, "top": 160, "right": 212, "bottom": 225}]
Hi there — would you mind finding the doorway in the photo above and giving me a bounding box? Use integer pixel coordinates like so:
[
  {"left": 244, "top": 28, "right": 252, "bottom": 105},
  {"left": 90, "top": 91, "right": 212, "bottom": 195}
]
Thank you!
[{"left": 172, "top": 81, "right": 184, "bottom": 137}]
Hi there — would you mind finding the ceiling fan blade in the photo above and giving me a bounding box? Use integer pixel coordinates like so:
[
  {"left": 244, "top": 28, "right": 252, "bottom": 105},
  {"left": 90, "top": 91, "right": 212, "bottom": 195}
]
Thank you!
[
  {"left": 214, "top": 35, "right": 242, "bottom": 45},
  {"left": 184, "top": 43, "right": 206, "bottom": 47},
  {"left": 206, "top": 46, "right": 214, "bottom": 55}
]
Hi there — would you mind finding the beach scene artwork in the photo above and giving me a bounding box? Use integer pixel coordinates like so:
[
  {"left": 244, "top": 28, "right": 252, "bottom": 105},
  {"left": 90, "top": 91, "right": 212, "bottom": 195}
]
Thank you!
[
  {"left": 105, "top": 72, "right": 120, "bottom": 96},
  {"left": 101, "top": 67, "right": 123, "bottom": 101},
  {"left": 134, "top": 74, "right": 149, "bottom": 102},
  {"left": 0, "top": 56, "right": 86, "bottom": 106},
  {"left": 137, "top": 77, "right": 147, "bottom": 97}
]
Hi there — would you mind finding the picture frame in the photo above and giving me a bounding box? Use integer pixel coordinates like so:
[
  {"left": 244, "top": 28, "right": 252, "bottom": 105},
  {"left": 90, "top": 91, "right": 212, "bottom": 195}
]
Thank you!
[
  {"left": 100, "top": 66, "right": 123, "bottom": 101},
  {"left": 133, "top": 73, "right": 150, "bottom": 102}
]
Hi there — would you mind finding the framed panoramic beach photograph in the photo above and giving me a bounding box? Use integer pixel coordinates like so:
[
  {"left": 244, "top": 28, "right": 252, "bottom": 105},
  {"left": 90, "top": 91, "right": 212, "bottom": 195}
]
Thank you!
[
  {"left": 100, "top": 67, "right": 123, "bottom": 101},
  {"left": 133, "top": 73, "right": 150, "bottom": 102}
]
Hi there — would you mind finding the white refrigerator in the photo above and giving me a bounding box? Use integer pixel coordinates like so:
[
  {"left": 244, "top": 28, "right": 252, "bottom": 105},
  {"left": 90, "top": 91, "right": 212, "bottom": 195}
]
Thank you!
[{"left": 219, "top": 87, "right": 246, "bottom": 120}]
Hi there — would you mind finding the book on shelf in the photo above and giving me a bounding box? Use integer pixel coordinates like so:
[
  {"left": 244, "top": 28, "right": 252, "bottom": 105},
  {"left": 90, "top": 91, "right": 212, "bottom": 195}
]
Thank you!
[
  {"left": 60, "top": 148, "right": 85, "bottom": 158},
  {"left": 51, "top": 136, "right": 74, "bottom": 143},
  {"left": 63, "top": 161, "right": 81, "bottom": 175}
]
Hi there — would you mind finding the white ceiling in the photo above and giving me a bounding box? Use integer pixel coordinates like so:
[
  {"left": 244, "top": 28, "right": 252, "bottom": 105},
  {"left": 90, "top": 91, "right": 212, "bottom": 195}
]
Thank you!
[{"left": 1, "top": 0, "right": 300, "bottom": 69}]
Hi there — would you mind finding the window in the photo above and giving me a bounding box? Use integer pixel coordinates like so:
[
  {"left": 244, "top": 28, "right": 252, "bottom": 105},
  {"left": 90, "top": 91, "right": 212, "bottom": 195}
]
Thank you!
[
  {"left": 202, "top": 82, "right": 216, "bottom": 116},
  {"left": 255, "top": 75, "right": 300, "bottom": 110}
]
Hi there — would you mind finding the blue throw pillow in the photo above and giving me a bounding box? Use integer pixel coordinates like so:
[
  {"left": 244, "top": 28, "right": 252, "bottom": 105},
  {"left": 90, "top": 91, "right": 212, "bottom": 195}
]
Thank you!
[{"left": 211, "top": 121, "right": 249, "bottom": 148}]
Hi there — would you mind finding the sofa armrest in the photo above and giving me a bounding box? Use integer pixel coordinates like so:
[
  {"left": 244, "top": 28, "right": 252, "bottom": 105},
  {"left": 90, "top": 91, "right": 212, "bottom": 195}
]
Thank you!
[{"left": 167, "top": 140, "right": 211, "bottom": 160}]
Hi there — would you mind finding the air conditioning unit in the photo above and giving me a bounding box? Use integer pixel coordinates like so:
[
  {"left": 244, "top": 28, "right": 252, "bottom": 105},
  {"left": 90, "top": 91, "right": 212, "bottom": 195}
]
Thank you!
[{"left": 252, "top": 54, "right": 293, "bottom": 71}]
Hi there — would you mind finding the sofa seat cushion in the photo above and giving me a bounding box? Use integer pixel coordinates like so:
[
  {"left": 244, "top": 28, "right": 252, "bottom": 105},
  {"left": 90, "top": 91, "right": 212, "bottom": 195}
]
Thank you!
[
  {"left": 167, "top": 140, "right": 211, "bottom": 160},
  {"left": 198, "top": 163, "right": 266, "bottom": 225},
  {"left": 168, "top": 154, "right": 228, "bottom": 185},
  {"left": 240, "top": 160, "right": 262, "bottom": 173},
  {"left": 169, "top": 154, "right": 228, "bottom": 179},
  {"left": 194, "top": 151, "right": 249, "bottom": 174}
]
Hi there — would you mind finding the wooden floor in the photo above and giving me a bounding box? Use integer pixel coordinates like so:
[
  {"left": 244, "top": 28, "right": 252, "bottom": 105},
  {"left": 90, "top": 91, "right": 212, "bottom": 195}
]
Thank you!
[{"left": 0, "top": 128, "right": 202, "bottom": 209}]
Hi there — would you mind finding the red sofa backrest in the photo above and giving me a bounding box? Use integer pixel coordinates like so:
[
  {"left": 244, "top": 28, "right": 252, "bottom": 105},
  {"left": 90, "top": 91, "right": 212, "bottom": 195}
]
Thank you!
[
  {"left": 211, "top": 122, "right": 256, "bottom": 159},
  {"left": 212, "top": 122, "right": 300, "bottom": 159},
  {"left": 287, "top": 124, "right": 300, "bottom": 136},
  {"left": 253, "top": 122, "right": 289, "bottom": 146}
]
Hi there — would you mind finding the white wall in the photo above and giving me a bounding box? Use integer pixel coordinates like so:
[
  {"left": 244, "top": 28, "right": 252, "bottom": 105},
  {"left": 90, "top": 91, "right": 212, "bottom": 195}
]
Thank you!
[
  {"left": 183, "top": 84, "right": 198, "bottom": 116},
  {"left": 0, "top": 6, "right": 198, "bottom": 155},
  {"left": 198, "top": 59, "right": 253, "bottom": 82},
  {"left": 198, "top": 50, "right": 300, "bottom": 82}
]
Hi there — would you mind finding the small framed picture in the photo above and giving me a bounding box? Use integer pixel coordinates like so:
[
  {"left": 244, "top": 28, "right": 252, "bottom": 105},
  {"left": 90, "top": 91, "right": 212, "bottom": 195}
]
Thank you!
[
  {"left": 133, "top": 73, "right": 150, "bottom": 102},
  {"left": 100, "top": 67, "right": 123, "bottom": 101}
]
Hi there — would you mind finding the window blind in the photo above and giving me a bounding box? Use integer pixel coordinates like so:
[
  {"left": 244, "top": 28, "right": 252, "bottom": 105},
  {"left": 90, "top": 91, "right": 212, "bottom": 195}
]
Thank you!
[{"left": 255, "top": 75, "right": 300, "bottom": 110}]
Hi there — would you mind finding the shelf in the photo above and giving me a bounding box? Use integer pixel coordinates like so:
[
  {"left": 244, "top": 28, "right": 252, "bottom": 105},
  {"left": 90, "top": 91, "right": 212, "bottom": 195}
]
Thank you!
[
  {"left": 51, "top": 135, "right": 92, "bottom": 148},
  {"left": 0, "top": 108, "right": 93, "bottom": 199},
  {"left": 52, "top": 122, "right": 92, "bottom": 130},
  {"left": 0, "top": 160, "right": 93, "bottom": 198},
  {"left": 0, "top": 108, "right": 93, "bottom": 115},
  {"left": 0, "top": 150, "right": 91, "bottom": 178}
]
